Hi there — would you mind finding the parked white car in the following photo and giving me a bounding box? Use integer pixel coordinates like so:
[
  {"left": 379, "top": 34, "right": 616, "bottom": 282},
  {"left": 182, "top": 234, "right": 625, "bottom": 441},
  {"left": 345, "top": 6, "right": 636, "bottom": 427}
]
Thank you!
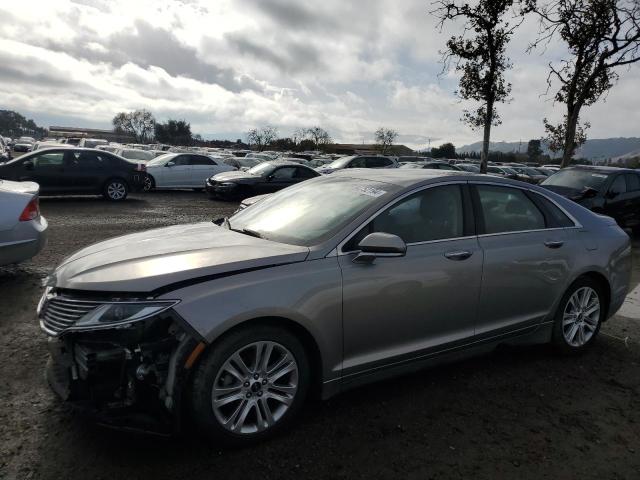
[
  {"left": 0, "top": 180, "right": 47, "bottom": 265},
  {"left": 115, "top": 148, "right": 156, "bottom": 162},
  {"left": 144, "top": 153, "right": 235, "bottom": 190}
]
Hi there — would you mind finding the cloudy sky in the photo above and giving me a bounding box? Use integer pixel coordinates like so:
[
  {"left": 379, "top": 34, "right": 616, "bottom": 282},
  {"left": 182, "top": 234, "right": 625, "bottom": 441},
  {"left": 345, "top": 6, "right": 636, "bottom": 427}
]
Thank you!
[{"left": 1, "top": 0, "right": 639, "bottom": 149}]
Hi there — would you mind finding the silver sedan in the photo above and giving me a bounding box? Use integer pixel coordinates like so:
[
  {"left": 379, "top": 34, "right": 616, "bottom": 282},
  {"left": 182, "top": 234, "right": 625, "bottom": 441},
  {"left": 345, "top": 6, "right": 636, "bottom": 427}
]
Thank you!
[
  {"left": 40, "top": 170, "right": 631, "bottom": 445},
  {"left": 0, "top": 180, "right": 48, "bottom": 265}
]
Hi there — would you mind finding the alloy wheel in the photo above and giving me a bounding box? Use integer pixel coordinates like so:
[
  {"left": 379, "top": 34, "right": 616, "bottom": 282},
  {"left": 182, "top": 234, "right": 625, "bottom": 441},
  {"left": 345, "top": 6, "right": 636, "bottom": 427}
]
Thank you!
[
  {"left": 562, "top": 286, "right": 600, "bottom": 347},
  {"left": 107, "top": 182, "right": 126, "bottom": 200},
  {"left": 211, "top": 341, "right": 299, "bottom": 434},
  {"left": 143, "top": 176, "right": 153, "bottom": 191}
]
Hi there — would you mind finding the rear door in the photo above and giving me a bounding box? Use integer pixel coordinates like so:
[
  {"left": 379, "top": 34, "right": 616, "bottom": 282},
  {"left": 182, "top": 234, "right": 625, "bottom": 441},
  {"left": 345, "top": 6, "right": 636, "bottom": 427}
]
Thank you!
[
  {"left": 603, "top": 174, "right": 628, "bottom": 227},
  {"left": 471, "top": 183, "right": 573, "bottom": 338},
  {"left": 64, "top": 150, "right": 107, "bottom": 192},
  {"left": 190, "top": 155, "right": 221, "bottom": 187}
]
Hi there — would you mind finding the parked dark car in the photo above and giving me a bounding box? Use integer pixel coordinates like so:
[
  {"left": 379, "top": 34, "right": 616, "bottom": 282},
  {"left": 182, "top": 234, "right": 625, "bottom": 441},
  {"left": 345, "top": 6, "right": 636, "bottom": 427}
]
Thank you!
[
  {"left": 206, "top": 161, "right": 321, "bottom": 200},
  {"left": 542, "top": 166, "right": 640, "bottom": 231},
  {"left": 0, "top": 148, "right": 147, "bottom": 201}
]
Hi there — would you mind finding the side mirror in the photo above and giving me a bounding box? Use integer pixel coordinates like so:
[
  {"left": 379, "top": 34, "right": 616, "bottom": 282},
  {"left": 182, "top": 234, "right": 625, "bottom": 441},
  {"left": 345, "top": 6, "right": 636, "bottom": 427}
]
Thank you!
[
  {"left": 23, "top": 160, "right": 34, "bottom": 170},
  {"left": 582, "top": 187, "right": 599, "bottom": 199},
  {"left": 166, "top": 161, "right": 175, "bottom": 167},
  {"left": 353, "top": 232, "right": 407, "bottom": 264}
]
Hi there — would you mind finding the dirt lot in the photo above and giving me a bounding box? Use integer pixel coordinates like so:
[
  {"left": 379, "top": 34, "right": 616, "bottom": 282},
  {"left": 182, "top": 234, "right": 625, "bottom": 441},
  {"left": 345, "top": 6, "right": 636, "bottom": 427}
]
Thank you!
[{"left": 1, "top": 191, "right": 639, "bottom": 480}]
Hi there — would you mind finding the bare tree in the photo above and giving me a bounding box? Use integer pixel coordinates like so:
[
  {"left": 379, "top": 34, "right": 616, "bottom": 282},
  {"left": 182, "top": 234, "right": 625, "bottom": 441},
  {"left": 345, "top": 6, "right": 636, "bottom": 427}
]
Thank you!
[
  {"left": 433, "top": 0, "right": 523, "bottom": 173},
  {"left": 529, "top": 0, "right": 640, "bottom": 168},
  {"left": 375, "top": 127, "right": 398, "bottom": 154},
  {"left": 305, "top": 126, "right": 332, "bottom": 149},
  {"left": 112, "top": 109, "right": 155, "bottom": 143},
  {"left": 246, "top": 126, "right": 278, "bottom": 151}
]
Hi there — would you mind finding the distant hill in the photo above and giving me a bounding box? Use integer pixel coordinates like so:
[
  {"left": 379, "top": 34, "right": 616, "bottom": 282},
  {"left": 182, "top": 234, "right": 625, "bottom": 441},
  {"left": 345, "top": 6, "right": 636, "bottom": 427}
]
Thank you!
[{"left": 458, "top": 137, "right": 640, "bottom": 160}]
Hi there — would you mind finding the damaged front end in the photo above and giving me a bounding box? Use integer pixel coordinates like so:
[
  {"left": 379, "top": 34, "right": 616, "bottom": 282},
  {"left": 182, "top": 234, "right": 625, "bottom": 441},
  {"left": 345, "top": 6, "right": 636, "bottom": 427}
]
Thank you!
[{"left": 39, "top": 288, "right": 205, "bottom": 435}]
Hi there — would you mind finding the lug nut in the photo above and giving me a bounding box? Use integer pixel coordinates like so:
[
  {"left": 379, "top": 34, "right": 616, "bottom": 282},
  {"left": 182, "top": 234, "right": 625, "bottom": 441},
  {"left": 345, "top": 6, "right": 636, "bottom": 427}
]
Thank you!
[
  {"left": 262, "top": 379, "right": 267, "bottom": 385},
  {"left": 253, "top": 373, "right": 259, "bottom": 380},
  {"left": 246, "top": 392, "right": 252, "bottom": 398},
  {"left": 257, "top": 391, "right": 263, "bottom": 397},
  {"left": 244, "top": 381, "right": 250, "bottom": 387}
]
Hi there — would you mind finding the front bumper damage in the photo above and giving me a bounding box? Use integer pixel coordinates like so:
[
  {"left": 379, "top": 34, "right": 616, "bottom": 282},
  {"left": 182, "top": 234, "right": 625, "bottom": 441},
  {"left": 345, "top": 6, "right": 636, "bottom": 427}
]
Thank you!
[{"left": 43, "top": 303, "right": 204, "bottom": 436}]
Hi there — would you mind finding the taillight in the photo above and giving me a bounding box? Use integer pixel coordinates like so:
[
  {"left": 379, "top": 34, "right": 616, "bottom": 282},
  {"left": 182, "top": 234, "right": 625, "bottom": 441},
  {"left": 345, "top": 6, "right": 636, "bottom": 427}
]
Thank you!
[{"left": 19, "top": 197, "right": 40, "bottom": 221}]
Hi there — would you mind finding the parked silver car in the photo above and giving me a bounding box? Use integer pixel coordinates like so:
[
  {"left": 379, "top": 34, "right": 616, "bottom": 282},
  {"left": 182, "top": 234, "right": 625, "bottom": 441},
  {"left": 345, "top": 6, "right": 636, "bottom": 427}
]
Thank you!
[
  {"left": 1, "top": 180, "right": 47, "bottom": 265},
  {"left": 40, "top": 170, "right": 631, "bottom": 445}
]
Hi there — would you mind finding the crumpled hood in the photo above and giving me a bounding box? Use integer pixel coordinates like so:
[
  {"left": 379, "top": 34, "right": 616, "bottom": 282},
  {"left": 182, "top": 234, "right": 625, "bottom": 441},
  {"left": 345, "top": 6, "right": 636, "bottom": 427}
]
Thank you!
[{"left": 53, "top": 222, "right": 309, "bottom": 292}]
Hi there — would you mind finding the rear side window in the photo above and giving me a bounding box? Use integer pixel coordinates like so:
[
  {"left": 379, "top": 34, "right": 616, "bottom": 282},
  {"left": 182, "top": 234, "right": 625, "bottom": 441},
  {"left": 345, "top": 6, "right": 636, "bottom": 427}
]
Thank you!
[
  {"left": 191, "top": 155, "right": 214, "bottom": 165},
  {"left": 625, "top": 174, "right": 640, "bottom": 192},
  {"left": 532, "top": 193, "right": 575, "bottom": 227},
  {"left": 295, "top": 167, "right": 317, "bottom": 179},
  {"left": 349, "top": 157, "right": 367, "bottom": 168},
  {"left": 476, "top": 185, "right": 545, "bottom": 234}
]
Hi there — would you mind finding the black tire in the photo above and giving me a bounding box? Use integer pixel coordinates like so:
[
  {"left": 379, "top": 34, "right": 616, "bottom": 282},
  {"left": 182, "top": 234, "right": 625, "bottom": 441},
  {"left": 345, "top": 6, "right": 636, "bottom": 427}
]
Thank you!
[
  {"left": 103, "top": 178, "right": 129, "bottom": 201},
  {"left": 551, "top": 277, "right": 605, "bottom": 354},
  {"left": 143, "top": 175, "right": 155, "bottom": 191},
  {"left": 189, "top": 325, "right": 310, "bottom": 446}
]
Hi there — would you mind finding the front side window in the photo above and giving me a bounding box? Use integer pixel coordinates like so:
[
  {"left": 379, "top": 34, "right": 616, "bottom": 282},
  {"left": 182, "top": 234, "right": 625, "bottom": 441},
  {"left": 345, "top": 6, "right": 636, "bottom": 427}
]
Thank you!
[
  {"left": 476, "top": 185, "right": 545, "bottom": 234},
  {"left": 609, "top": 175, "right": 627, "bottom": 195},
  {"left": 29, "top": 152, "right": 65, "bottom": 168},
  {"left": 347, "top": 185, "right": 464, "bottom": 248},
  {"left": 349, "top": 157, "right": 367, "bottom": 168},
  {"left": 271, "top": 167, "right": 296, "bottom": 179},
  {"left": 367, "top": 157, "right": 392, "bottom": 168},
  {"left": 625, "top": 174, "right": 640, "bottom": 192}
]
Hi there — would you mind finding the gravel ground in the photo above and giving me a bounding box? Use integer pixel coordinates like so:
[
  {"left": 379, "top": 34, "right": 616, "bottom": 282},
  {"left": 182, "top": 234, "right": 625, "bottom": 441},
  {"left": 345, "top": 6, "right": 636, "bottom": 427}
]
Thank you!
[{"left": 1, "top": 191, "right": 639, "bottom": 480}]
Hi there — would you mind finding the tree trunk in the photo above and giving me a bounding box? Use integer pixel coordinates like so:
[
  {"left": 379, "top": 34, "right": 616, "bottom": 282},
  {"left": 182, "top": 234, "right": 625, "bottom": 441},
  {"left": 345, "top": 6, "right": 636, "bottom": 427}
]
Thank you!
[
  {"left": 561, "top": 107, "right": 580, "bottom": 169},
  {"left": 480, "top": 100, "right": 493, "bottom": 174}
]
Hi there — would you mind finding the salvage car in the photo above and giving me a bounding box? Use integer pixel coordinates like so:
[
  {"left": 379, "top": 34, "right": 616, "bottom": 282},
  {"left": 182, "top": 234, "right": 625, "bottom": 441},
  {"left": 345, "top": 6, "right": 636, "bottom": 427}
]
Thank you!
[
  {"left": 0, "top": 148, "right": 146, "bottom": 201},
  {"left": 316, "top": 155, "right": 398, "bottom": 174},
  {"left": 206, "top": 160, "right": 320, "bottom": 200},
  {"left": 0, "top": 180, "right": 47, "bottom": 265},
  {"left": 542, "top": 166, "right": 640, "bottom": 231},
  {"left": 145, "top": 153, "right": 234, "bottom": 190},
  {"left": 40, "top": 170, "right": 631, "bottom": 445}
]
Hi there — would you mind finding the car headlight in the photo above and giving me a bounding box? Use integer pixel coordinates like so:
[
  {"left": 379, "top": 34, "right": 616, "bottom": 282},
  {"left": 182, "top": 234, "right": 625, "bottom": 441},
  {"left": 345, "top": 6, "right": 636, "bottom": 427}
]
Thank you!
[
  {"left": 216, "top": 182, "right": 237, "bottom": 189},
  {"left": 73, "top": 300, "right": 179, "bottom": 329}
]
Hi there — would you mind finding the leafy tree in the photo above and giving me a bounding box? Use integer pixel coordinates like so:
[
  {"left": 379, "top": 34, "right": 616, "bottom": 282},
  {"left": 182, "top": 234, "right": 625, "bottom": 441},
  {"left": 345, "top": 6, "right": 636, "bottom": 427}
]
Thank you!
[
  {"left": 154, "top": 119, "right": 192, "bottom": 145},
  {"left": 0, "top": 110, "right": 47, "bottom": 139},
  {"left": 526, "top": 138, "right": 543, "bottom": 162},
  {"left": 112, "top": 109, "right": 155, "bottom": 143},
  {"left": 528, "top": 0, "right": 640, "bottom": 168},
  {"left": 431, "top": 142, "right": 457, "bottom": 159},
  {"left": 433, "top": 0, "right": 522, "bottom": 173},
  {"left": 375, "top": 127, "right": 398, "bottom": 154},
  {"left": 246, "top": 126, "right": 278, "bottom": 152}
]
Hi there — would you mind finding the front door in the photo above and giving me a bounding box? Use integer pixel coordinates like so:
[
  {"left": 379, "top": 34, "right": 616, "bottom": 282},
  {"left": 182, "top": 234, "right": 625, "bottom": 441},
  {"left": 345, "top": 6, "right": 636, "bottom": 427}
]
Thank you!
[
  {"left": 339, "top": 183, "right": 482, "bottom": 379},
  {"left": 165, "top": 155, "right": 193, "bottom": 187},
  {"left": 260, "top": 166, "right": 299, "bottom": 193},
  {"left": 16, "top": 150, "right": 67, "bottom": 193}
]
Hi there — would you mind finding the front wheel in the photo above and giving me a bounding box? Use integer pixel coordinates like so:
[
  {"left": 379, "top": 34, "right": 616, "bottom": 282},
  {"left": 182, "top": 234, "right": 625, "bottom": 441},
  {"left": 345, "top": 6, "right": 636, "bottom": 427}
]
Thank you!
[
  {"left": 189, "top": 326, "right": 310, "bottom": 446},
  {"left": 143, "top": 175, "right": 154, "bottom": 191},
  {"left": 103, "top": 179, "right": 128, "bottom": 201},
  {"left": 551, "top": 278, "right": 604, "bottom": 354}
]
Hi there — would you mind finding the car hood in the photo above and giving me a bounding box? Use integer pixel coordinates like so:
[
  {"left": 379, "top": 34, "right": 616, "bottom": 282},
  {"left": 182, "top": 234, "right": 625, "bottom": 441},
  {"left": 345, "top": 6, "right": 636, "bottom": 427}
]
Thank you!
[
  {"left": 541, "top": 184, "right": 586, "bottom": 200},
  {"left": 210, "top": 171, "right": 261, "bottom": 183},
  {"left": 52, "top": 223, "right": 310, "bottom": 293}
]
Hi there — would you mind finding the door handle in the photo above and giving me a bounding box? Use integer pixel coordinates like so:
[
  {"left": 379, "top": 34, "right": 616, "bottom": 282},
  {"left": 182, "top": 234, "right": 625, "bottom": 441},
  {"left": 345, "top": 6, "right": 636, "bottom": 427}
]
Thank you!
[
  {"left": 444, "top": 250, "right": 472, "bottom": 261},
  {"left": 544, "top": 240, "right": 564, "bottom": 249}
]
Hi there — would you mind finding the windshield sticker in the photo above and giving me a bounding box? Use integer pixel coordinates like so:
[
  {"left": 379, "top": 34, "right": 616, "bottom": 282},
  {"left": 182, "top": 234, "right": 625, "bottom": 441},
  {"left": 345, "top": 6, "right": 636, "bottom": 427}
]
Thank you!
[
  {"left": 591, "top": 174, "right": 608, "bottom": 178},
  {"left": 356, "top": 186, "right": 387, "bottom": 198}
]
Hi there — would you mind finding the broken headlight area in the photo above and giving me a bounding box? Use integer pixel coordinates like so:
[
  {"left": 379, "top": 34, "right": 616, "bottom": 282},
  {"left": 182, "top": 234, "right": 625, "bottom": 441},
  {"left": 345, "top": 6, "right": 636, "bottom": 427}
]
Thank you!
[{"left": 45, "top": 309, "right": 204, "bottom": 435}]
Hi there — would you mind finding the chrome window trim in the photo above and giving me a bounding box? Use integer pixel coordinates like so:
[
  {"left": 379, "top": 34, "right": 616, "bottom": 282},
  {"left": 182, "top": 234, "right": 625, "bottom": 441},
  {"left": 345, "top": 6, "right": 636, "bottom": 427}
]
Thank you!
[{"left": 336, "top": 180, "right": 471, "bottom": 256}]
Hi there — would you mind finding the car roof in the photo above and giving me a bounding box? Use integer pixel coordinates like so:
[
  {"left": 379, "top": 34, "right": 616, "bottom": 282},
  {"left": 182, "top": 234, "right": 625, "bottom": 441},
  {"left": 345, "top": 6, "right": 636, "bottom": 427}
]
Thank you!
[
  {"left": 330, "top": 168, "right": 481, "bottom": 187},
  {"left": 566, "top": 165, "right": 638, "bottom": 173}
]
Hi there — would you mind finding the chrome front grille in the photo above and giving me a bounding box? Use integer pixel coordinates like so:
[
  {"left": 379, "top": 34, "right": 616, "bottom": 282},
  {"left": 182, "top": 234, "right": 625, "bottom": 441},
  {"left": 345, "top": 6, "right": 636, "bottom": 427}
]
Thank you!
[{"left": 40, "top": 295, "right": 102, "bottom": 335}]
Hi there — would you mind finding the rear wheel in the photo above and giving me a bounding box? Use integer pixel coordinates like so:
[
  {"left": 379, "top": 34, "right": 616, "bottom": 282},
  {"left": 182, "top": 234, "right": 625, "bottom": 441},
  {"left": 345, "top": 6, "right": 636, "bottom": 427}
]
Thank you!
[
  {"left": 103, "top": 179, "right": 128, "bottom": 201},
  {"left": 189, "top": 325, "right": 310, "bottom": 446},
  {"left": 552, "top": 277, "right": 604, "bottom": 354}
]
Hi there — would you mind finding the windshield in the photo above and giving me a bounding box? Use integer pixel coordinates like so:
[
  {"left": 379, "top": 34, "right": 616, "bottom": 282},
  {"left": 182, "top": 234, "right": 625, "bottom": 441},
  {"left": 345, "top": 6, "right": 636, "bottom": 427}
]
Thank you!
[
  {"left": 542, "top": 169, "right": 609, "bottom": 191},
  {"left": 248, "top": 162, "right": 275, "bottom": 176},
  {"left": 324, "top": 156, "right": 355, "bottom": 169},
  {"left": 229, "top": 177, "right": 399, "bottom": 246}
]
